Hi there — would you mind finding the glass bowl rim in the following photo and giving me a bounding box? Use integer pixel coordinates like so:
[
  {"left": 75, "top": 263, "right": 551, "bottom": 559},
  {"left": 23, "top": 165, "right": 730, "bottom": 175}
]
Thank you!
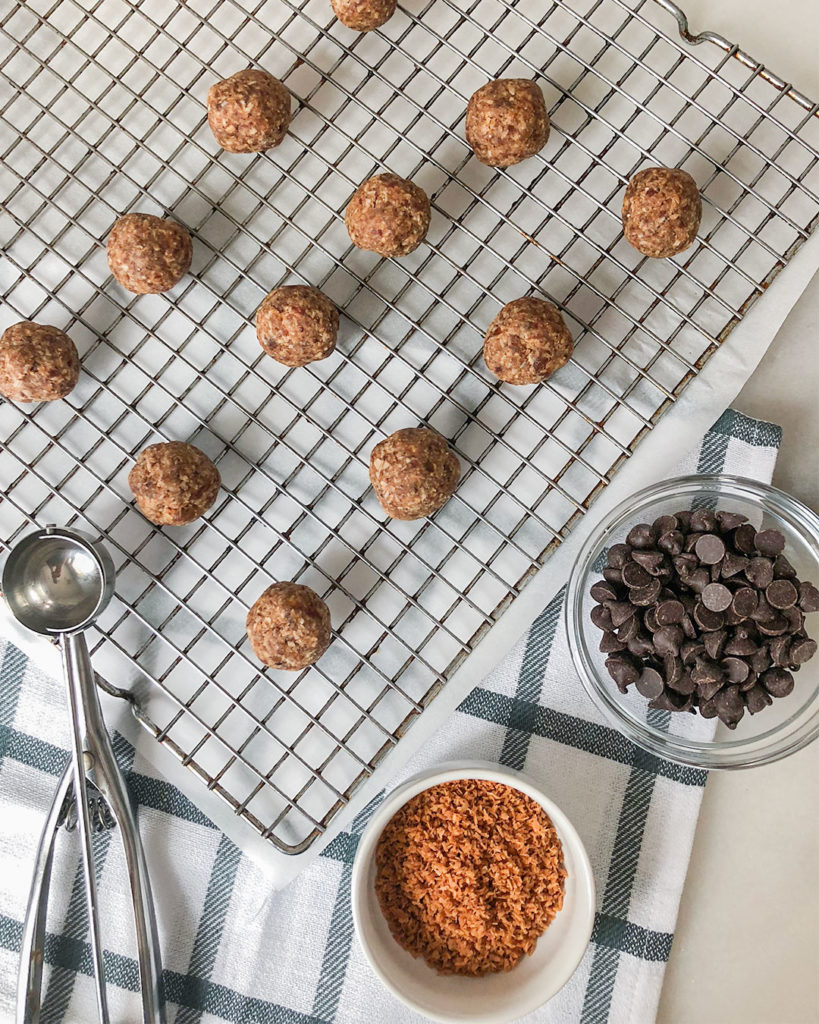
[{"left": 565, "top": 473, "right": 819, "bottom": 769}]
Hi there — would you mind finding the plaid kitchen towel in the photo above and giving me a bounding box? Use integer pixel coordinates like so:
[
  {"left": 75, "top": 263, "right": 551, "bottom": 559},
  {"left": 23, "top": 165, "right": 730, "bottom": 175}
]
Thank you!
[{"left": 0, "top": 409, "right": 782, "bottom": 1024}]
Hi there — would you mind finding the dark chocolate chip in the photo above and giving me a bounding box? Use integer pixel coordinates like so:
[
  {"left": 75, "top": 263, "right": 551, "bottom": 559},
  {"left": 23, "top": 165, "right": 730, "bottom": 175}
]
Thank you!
[
  {"left": 636, "top": 667, "right": 665, "bottom": 699},
  {"left": 697, "top": 678, "right": 723, "bottom": 703},
  {"left": 652, "top": 514, "right": 679, "bottom": 537},
  {"left": 714, "top": 684, "right": 745, "bottom": 728},
  {"left": 721, "top": 656, "right": 750, "bottom": 684},
  {"left": 602, "top": 567, "right": 624, "bottom": 585},
  {"left": 746, "top": 557, "right": 774, "bottom": 589},
  {"left": 720, "top": 550, "right": 749, "bottom": 578},
  {"left": 632, "top": 550, "right": 666, "bottom": 575},
  {"left": 656, "top": 599, "right": 685, "bottom": 625},
  {"left": 717, "top": 510, "right": 747, "bottom": 532},
  {"left": 744, "top": 685, "right": 773, "bottom": 715},
  {"left": 648, "top": 687, "right": 685, "bottom": 712},
  {"left": 590, "top": 604, "right": 613, "bottom": 631},
  {"left": 724, "top": 630, "right": 758, "bottom": 656},
  {"left": 692, "top": 657, "right": 723, "bottom": 686},
  {"left": 730, "top": 587, "right": 757, "bottom": 620},
  {"left": 754, "top": 529, "right": 786, "bottom": 557},
  {"left": 626, "top": 523, "right": 654, "bottom": 549},
  {"left": 733, "top": 523, "right": 758, "bottom": 554},
  {"left": 663, "top": 653, "right": 683, "bottom": 684},
  {"left": 757, "top": 615, "right": 790, "bottom": 637},
  {"left": 695, "top": 534, "right": 726, "bottom": 565},
  {"left": 590, "top": 580, "right": 619, "bottom": 603},
  {"left": 684, "top": 532, "right": 703, "bottom": 553},
  {"left": 607, "top": 601, "right": 636, "bottom": 628},
  {"left": 680, "top": 613, "right": 697, "bottom": 639},
  {"left": 693, "top": 602, "right": 724, "bottom": 632},
  {"left": 687, "top": 568, "right": 711, "bottom": 594},
  {"left": 606, "top": 654, "right": 641, "bottom": 692},
  {"left": 673, "top": 553, "right": 698, "bottom": 578},
  {"left": 669, "top": 670, "right": 696, "bottom": 695},
  {"left": 617, "top": 614, "right": 641, "bottom": 642},
  {"left": 740, "top": 669, "right": 758, "bottom": 692},
  {"left": 766, "top": 579, "right": 798, "bottom": 610},
  {"left": 773, "top": 554, "right": 798, "bottom": 579},
  {"left": 607, "top": 543, "right": 632, "bottom": 568},
  {"left": 690, "top": 509, "right": 718, "bottom": 533},
  {"left": 761, "top": 667, "right": 794, "bottom": 698},
  {"left": 654, "top": 625, "right": 684, "bottom": 657},
  {"left": 628, "top": 634, "right": 655, "bottom": 658},
  {"left": 798, "top": 581, "right": 819, "bottom": 613},
  {"left": 599, "top": 631, "right": 627, "bottom": 653},
  {"left": 658, "top": 531, "right": 684, "bottom": 556},
  {"left": 681, "top": 639, "right": 706, "bottom": 664},
  {"left": 750, "top": 646, "right": 773, "bottom": 674},
  {"left": 768, "top": 635, "right": 791, "bottom": 667},
  {"left": 622, "top": 561, "right": 652, "bottom": 589},
  {"left": 699, "top": 697, "right": 719, "bottom": 718},
  {"left": 703, "top": 630, "right": 727, "bottom": 661},
  {"left": 630, "top": 579, "right": 662, "bottom": 606},
  {"left": 701, "top": 582, "right": 732, "bottom": 613},
  {"left": 790, "top": 637, "right": 817, "bottom": 666},
  {"left": 783, "top": 606, "right": 805, "bottom": 633},
  {"left": 643, "top": 606, "right": 660, "bottom": 633}
]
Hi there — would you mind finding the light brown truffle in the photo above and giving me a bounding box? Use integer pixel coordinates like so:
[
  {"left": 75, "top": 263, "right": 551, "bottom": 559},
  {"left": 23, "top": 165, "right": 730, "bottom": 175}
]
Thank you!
[
  {"left": 466, "top": 79, "right": 549, "bottom": 168},
  {"left": 370, "top": 427, "right": 460, "bottom": 521},
  {"left": 622, "top": 166, "right": 701, "bottom": 259},
  {"left": 345, "top": 173, "right": 430, "bottom": 257},
  {"left": 246, "top": 582, "right": 331, "bottom": 671},
  {"left": 129, "top": 441, "right": 220, "bottom": 526},
  {"left": 256, "top": 285, "right": 339, "bottom": 367},
  {"left": 0, "top": 322, "right": 80, "bottom": 403},
  {"left": 107, "top": 213, "right": 192, "bottom": 294},
  {"left": 331, "top": 0, "right": 396, "bottom": 30},
  {"left": 207, "top": 69, "right": 291, "bottom": 153},
  {"left": 483, "top": 297, "right": 573, "bottom": 386}
]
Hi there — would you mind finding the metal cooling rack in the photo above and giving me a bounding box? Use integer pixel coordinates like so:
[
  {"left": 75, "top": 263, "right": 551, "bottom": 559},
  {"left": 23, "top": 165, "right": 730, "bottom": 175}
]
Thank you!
[{"left": 0, "top": 0, "right": 817, "bottom": 855}]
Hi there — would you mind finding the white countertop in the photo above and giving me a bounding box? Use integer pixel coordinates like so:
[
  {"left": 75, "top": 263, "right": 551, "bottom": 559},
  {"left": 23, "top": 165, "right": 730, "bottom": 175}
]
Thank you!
[{"left": 656, "top": 2, "right": 819, "bottom": 1021}]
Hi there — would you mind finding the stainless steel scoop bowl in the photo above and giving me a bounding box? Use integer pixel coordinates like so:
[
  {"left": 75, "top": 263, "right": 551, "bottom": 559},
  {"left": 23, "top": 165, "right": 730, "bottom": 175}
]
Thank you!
[{"left": 3, "top": 526, "right": 165, "bottom": 1024}]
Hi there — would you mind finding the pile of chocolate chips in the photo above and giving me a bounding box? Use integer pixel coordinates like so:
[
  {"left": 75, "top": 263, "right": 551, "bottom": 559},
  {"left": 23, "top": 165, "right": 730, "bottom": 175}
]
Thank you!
[{"left": 589, "top": 508, "right": 819, "bottom": 728}]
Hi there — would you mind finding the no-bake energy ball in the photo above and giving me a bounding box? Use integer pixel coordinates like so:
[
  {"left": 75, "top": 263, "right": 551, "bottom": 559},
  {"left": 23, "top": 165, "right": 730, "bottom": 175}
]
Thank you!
[
  {"left": 207, "top": 68, "right": 291, "bottom": 153},
  {"left": 107, "top": 213, "right": 192, "bottom": 294},
  {"left": 466, "top": 78, "right": 549, "bottom": 167},
  {"left": 256, "top": 285, "right": 339, "bottom": 367},
  {"left": 483, "top": 297, "right": 573, "bottom": 386},
  {"left": 331, "top": 0, "right": 396, "bottom": 31},
  {"left": 622, "top": 166, "right": 701, "bottom": 259},
  {"left": 370, "top": 427, "right": 460, "bottom": 521},
  {"left": 345, "top": 173, "right": 430, "bottom": 257},
  {"left": 129, "top": 441, "right": 220, "bottom": 526},
  {"left": 0, "top": 321, "right": 80, "bottom": 403},
  {"left": 246, "top": 582, "right": 332, "bottom": 671}
]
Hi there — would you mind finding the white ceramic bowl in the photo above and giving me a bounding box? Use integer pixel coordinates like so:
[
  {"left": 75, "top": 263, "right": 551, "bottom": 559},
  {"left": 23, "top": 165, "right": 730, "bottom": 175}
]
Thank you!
[{"left": 351, "top": 761, "right": 596, "bottom": 1024}]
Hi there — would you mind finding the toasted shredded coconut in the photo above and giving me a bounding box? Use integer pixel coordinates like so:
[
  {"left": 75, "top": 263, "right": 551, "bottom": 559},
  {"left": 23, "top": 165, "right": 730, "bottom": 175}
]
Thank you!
[{"left": 374, "top": 779, "right": 567, "bottom": 976}]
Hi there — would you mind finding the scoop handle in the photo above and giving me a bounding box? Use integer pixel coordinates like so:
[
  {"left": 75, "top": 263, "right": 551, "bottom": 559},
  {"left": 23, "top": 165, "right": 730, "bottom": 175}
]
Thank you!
[{"left": 64, "top": 631, "right": 166, "bottom": 1024}]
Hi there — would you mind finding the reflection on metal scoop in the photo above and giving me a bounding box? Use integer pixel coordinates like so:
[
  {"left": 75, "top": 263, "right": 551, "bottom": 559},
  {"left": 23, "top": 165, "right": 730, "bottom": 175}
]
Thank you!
[{"left": 3, "top": 526, "right": 165, "bottom": 1024}]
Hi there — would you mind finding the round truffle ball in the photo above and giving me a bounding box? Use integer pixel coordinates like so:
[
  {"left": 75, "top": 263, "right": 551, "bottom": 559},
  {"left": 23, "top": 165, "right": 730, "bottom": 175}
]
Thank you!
[
  {"left": 331, "top": 0, "right": 396, "bottom": 31},
  {"left": 369, "top": 427, "right": 460, "bottom": 521},
  {"left": 256, "top": 285, "right": 339, "bottom": 367},
  {"left": 207, "top": 69, "right": 291, "bottom": 153},
  {"left": 466, "top": 78, "right": 549, "bottom": 167},
  {"left": 0, "top": 322, "right": 80, "bottom": 403},
  {"left": 107, "top": 213, "right": 192, "bottom": 294},
  {"left": 345, "top": 173, "right": 430, "bottom": 257},
  {"left": 246, "top": 582, "right": 332, "bottom": 671},
  {"left": 483, "top": 297, "right": 573, "bottom": 386},
  {"left": 622, "top": 166, "right": 701, "bottom": 259},
  {"left": 129, "top": 441, "right": 220, "bottom": 526}
]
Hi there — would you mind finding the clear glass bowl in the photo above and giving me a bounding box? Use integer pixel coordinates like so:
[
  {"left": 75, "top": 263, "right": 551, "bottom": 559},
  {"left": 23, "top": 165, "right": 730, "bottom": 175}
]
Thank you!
[{"left": 566, "top": 475, "right": 819, "bottom": 769}]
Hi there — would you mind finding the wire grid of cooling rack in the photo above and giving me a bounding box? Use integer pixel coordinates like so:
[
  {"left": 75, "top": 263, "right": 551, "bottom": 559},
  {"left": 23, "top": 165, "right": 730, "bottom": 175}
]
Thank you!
[{"left": 0, "top": 0, "right": 818, "bottom": 854}]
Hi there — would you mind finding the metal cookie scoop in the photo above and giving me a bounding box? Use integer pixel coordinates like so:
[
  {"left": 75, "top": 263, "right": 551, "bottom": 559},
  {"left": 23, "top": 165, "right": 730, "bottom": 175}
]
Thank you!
[{"left": 3, "top": 526, "right": 165, "bottom": 1024}]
